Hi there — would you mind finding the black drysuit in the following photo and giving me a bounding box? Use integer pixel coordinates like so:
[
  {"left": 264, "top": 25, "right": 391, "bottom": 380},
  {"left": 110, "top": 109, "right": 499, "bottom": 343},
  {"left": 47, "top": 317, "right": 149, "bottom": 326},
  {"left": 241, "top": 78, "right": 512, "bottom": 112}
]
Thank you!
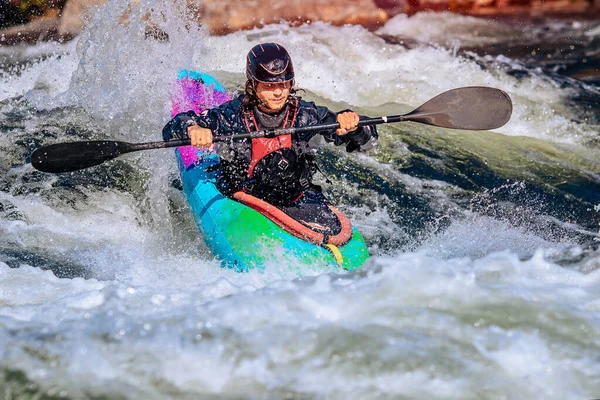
[{"left": 163, "top": 94, "right": 377, "bottom": 206}]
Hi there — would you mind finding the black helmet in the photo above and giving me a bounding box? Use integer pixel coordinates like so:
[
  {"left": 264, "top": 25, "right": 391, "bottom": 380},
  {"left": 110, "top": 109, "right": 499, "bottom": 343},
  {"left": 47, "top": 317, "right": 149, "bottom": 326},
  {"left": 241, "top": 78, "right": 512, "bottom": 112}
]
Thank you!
[{"left": 246, "top": 43, "right": 295, "bottom": 83}]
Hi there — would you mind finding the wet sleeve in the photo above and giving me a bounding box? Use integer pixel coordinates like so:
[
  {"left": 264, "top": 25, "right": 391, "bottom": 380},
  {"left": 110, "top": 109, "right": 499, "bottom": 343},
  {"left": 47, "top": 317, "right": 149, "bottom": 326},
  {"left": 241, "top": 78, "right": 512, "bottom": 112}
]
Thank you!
[
  {"left": 313, "top": 104, "right": 377, "bottom": 153},
  {"left": 161, "top": 111, "right": 199, "bottom": 141},
  {"left": 197, "top": 110, "right": 223, "bottom": 134},
  {"left": 162, "top": 109, "right": 223, "bottom": 141}
]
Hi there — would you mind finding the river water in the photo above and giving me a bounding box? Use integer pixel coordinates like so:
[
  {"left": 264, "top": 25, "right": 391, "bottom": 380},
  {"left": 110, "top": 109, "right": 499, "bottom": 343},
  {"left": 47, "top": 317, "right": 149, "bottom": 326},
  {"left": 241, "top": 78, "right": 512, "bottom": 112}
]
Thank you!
[{"left": 1, "top": 3, "right": 599, "bottom": 399}]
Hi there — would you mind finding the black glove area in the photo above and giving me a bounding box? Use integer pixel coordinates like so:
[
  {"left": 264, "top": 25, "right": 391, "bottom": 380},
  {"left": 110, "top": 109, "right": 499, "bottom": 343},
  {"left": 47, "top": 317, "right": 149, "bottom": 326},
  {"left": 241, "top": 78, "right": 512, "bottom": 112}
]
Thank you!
[{"left": 162, "top": 111, "right": 198, "bottom": 141}]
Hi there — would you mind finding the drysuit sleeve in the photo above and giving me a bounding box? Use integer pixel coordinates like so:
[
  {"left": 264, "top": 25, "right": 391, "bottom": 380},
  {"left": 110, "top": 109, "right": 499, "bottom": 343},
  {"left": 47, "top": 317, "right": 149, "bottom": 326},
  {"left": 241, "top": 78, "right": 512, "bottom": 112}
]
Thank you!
[
  {"left": 162, "top": 111, "right": 199, "bottom": 141},
  {"left": 311, "top": 104, "right": 377, "bottom": 153},
  {"left": 162, "top": 98, "right": 242, "bottom": 141}
]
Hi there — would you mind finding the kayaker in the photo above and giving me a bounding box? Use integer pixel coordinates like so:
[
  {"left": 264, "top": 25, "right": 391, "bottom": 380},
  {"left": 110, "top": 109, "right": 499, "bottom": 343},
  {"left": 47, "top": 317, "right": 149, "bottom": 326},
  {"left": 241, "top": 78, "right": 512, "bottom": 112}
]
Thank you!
[{"left": 162, "top": 42, "right": 377, "bottom": 209}]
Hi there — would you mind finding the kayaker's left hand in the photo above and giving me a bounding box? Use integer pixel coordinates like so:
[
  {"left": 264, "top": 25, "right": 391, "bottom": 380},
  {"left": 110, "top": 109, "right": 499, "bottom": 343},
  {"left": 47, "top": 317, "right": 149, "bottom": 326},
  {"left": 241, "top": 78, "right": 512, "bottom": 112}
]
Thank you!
[{"left": 336, "top": 112, "right": 359, "bottom": 136}]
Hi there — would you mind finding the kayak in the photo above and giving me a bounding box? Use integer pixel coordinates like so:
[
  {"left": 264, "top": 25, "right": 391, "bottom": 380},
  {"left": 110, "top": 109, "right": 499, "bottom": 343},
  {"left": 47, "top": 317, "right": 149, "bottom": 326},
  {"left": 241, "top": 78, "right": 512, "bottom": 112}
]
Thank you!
[{"left": 170, "top": 70, "right": 369, "bottom": 272}]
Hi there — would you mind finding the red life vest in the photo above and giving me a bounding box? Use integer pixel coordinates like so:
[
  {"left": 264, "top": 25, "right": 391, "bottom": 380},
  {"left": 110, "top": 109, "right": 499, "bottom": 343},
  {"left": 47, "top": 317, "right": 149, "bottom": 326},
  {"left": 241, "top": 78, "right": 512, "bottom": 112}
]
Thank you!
[{"left": 242, "top": 97, "right": 299, "bottom": 178}]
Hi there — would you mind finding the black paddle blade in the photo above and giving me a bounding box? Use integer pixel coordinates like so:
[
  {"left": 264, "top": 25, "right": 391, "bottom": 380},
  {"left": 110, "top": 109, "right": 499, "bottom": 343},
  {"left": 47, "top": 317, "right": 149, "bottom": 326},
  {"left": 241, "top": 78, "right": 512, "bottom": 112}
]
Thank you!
[
  {"left": 405, "top": 87, "right": 513, "bottom": 130},
  {"left": 31, "top": 141, "right": 132, "bottom": 173}
]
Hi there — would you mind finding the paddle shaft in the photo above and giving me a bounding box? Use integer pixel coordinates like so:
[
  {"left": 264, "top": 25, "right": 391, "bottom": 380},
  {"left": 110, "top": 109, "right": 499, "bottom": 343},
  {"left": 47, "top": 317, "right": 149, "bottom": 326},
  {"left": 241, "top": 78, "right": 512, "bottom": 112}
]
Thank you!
[
  {"left": 139, "top": 114, "right": 407, "bottom": 150},
  {"left": 30, "top": 86, "right": 513, "bottom": 173}
]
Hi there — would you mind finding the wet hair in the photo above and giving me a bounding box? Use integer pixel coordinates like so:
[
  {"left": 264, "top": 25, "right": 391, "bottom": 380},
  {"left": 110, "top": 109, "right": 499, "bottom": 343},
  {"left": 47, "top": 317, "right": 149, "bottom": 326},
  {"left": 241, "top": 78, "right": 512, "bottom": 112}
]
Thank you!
[{"left": 242, "top": 79, "right": 303, "bottom": 108}]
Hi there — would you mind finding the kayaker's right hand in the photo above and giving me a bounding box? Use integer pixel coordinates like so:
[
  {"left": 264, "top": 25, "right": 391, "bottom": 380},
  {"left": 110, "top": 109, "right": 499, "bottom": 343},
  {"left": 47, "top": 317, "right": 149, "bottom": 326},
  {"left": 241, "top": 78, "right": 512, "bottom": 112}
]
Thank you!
[{"left": 188, "top": 125, "right": 213, "bottom": 148}]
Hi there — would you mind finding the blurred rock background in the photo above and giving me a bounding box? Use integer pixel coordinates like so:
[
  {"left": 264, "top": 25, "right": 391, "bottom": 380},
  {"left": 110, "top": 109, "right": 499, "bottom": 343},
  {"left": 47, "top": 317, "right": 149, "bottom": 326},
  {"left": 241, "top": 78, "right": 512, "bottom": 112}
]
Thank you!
[
  {"left": 0, "top": 0, "right": 104, "bottom": 44},
  {"left": 0, "top": 0, "right": 598, "bottom": 45}
]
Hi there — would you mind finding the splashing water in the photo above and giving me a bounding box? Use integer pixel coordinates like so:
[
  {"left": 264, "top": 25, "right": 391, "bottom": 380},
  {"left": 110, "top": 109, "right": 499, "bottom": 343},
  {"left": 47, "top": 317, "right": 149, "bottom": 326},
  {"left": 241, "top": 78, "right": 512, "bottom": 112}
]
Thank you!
[{"left": 0, "top": 2, "right": 599, "bottom": 398}]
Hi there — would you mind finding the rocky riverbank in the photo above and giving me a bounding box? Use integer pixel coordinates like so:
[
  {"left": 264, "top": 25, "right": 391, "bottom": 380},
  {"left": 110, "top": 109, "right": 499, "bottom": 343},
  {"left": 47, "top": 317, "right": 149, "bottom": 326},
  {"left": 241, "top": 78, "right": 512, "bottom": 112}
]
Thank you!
[
  {"left": 0, "top": 0, "right": 104, "bottom": 45},
  {"left": 0, "top": 0, "right": 598, "bottom": 45}
]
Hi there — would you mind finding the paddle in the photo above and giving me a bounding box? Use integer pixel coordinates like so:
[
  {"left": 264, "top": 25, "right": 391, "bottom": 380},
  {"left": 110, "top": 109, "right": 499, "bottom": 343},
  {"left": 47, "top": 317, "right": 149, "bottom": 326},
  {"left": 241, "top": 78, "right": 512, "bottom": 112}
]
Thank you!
[{"left": 31, "top": 86, "right": 512, "bottom": 173}]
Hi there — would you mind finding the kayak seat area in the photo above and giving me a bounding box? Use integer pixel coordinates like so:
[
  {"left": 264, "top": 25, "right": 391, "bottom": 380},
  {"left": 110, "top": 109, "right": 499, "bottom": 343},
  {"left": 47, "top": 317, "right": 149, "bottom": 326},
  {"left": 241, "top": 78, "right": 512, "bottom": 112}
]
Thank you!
[
  {"left": 233, "top": 190, "right": 353, "bottom": 246},
  {"left": 281, "top": 191, "right": 342, "bottom": 235}
]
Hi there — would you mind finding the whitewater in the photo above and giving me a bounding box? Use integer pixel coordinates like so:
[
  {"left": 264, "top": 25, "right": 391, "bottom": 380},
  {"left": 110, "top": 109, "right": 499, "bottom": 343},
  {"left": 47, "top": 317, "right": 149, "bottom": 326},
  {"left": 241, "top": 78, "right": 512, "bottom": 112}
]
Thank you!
[{"left": 1, "top": 2, "right": 599, "bottom": 399}]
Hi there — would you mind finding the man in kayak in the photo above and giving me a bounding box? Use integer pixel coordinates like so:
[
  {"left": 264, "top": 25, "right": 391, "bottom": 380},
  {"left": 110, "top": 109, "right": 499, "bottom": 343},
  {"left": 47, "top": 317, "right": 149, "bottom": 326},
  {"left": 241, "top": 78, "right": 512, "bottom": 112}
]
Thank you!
[{"left": 162, "top": 42, "right": 376, "bottom": 212}]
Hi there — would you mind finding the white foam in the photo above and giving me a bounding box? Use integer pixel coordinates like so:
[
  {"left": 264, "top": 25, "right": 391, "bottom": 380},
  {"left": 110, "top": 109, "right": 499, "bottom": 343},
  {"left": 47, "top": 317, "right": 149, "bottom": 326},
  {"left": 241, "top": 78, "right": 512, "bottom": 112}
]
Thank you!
[
  {"left": 0, "top": 42, "right": 77, "bottom": 101},
  {"left": 1, "top": 4, "right": 599, "bottom": 397},
  {"left": 420, "top": 212, "right": 559, "bottom": 260},
  {"left": 0, "top": 262, "right": 105, "bottom": 310},
  {"left": 377, "top": 12, "right": 521, "bottom": 47},
  {"left": 2, "top": 8, "right": 595, "bottom": 145},
  {"left": 1, "top": 247, "right": 598, "bottom": 397}
]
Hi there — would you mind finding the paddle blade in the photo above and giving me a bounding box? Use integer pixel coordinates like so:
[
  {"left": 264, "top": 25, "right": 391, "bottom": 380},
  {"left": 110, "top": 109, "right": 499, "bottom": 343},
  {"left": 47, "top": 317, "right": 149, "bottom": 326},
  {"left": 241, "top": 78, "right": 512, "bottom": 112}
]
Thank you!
[
  {"left": 404, "top": 87, "right": 513, "bottom": 130},
  {"left": 31, "top": 141, "right": 131, "bottom": 173}
]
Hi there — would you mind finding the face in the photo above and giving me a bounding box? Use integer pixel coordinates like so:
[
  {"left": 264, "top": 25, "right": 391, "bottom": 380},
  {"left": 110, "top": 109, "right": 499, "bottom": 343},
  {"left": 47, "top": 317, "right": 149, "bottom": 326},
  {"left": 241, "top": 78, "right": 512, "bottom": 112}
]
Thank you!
[{"left": 255, "top": 81, "right": 291, "bottom": 112}]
